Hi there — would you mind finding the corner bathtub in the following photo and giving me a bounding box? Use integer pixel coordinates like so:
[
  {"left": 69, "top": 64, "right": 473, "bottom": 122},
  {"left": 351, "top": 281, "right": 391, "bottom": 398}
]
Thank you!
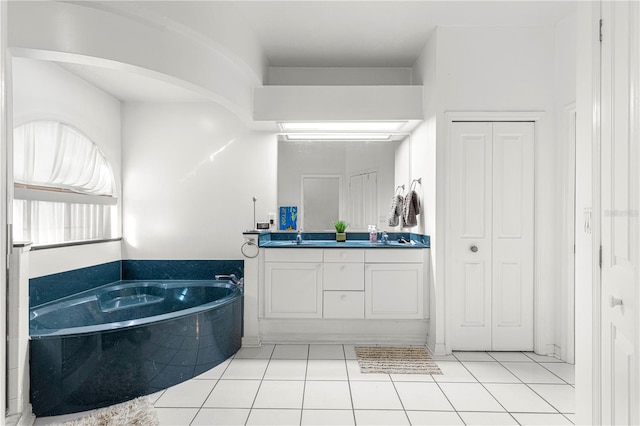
[{"left": 29, "top": 280, "right": 243, "bottom": 417}]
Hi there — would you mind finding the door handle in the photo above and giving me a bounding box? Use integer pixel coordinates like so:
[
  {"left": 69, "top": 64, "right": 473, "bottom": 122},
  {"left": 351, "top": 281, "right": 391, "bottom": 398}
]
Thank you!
[
  {"left": 609, "top": 296, "right": 623, "bottom": 307},
  {"left": 470, "top": 245, "right": 478, "bottom": 253}
]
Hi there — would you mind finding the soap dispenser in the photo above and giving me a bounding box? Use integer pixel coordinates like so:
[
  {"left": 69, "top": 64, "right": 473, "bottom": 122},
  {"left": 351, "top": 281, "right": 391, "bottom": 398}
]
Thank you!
[{"left": 368, "top": 225, "right": 377, "bottom": 243}]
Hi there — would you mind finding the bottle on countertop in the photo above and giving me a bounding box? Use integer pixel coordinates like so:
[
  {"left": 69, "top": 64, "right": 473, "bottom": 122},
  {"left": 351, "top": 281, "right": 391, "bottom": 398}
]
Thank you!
[{"left": 368, "top": 225, "right": 377, "bottom": 243}]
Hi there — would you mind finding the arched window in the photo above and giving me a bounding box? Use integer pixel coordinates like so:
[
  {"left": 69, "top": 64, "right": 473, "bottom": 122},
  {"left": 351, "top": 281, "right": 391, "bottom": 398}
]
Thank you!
[{"left": 13, "top": 121, "right": 118, "bottom": 246}]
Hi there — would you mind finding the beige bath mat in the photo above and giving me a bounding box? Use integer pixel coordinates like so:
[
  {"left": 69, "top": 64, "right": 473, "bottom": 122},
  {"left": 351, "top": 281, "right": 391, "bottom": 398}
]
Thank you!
[{"left": 355, "top": 346, "right": 442, "bottom": 375}]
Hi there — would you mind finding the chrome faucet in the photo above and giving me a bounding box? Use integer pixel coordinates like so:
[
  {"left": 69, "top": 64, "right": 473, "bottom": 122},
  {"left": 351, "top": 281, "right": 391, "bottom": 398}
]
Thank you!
[
  {"left": 215, "top": 274, "right": 244, "bottom": 292},
  {"left": 296, "top": 230, "right": 303, "bottom": 244}
]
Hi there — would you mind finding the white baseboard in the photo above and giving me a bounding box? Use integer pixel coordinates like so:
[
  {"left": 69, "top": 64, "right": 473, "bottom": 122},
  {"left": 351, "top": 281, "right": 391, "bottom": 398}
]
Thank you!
[
  {"left": 258, "top": 319, "right": 428, "bottom": 345},
  {"left": 241, "top": 336, "right": 261, "bottom": 347},
  {"left": 260, "top": 333, "right": 428, "bottom": 345}
]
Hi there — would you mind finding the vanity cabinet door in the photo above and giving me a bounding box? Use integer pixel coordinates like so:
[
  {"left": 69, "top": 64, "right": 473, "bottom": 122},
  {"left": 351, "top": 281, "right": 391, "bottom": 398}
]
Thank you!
[
  {"left": 365, "top": 263, "right": 424, "bottom": 319},
  {"left": 265, "top": 262, "right": 323, "bottom": 318}
]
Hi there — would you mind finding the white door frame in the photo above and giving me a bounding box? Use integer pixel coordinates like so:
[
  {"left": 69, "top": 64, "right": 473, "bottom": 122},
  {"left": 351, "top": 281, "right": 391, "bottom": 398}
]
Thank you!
[
  {"left": 575, "top": 2, "right": 602, "bottom": 424},
  {"left": 443, "top": 111, "right": 544, "bottom": 354}
]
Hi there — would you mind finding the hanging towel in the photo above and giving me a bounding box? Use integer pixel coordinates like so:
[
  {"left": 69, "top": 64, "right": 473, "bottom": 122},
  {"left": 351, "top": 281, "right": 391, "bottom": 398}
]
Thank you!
[
  {"left": 387, "top": 194, "right": 404, "bottom": 227},
  {"left": 402, "top": 190, "right": 420, "bottom": 227}
]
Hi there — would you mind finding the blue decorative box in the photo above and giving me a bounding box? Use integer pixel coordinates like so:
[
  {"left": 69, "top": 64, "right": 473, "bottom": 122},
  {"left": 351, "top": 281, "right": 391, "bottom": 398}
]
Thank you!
[{"left": 279, "top": 206, "right": 298, "bottom": 230}]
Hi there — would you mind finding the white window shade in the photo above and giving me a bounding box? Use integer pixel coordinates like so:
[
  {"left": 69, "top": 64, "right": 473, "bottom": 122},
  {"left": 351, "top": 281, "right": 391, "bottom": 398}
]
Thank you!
[
  {"left": 13, "top": 121, "right": 118, "bottom": 246},
  {"left": 14, "top": 121, "right": 115, "bottom": 195}
]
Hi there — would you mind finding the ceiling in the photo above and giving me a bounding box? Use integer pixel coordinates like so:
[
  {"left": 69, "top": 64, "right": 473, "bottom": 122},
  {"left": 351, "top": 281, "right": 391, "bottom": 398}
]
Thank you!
[
  {"left": 53, "top": 0, "right": 576, "bottom": 102},
  {"left": 233, "top": 1, "right": 576, "bottom": 68}
]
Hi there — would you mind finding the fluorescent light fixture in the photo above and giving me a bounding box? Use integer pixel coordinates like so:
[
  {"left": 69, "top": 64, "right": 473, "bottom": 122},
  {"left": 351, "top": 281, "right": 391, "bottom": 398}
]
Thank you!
[
  {"left": 285, "top": 133, "right": 391, "bottom": 141},
  {"left": 279, "top": 121, "right": 407, "bottom": 132}
]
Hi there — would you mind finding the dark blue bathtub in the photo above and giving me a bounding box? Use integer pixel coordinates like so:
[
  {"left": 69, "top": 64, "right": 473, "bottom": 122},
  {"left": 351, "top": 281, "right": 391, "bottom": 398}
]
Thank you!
[{"left": 29, "top": 280, "right": 243, "bottom": 417}]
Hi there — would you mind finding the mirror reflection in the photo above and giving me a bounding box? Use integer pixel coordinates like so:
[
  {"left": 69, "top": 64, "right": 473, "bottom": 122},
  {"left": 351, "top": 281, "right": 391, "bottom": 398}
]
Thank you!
[{"left": 277, "top": 138, "right": 410, "bottom": 231}]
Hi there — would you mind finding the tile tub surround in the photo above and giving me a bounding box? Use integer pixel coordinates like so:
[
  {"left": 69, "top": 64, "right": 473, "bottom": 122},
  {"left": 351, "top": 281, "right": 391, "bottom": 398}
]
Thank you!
[
  {"left": 122, "top": 259, "right": 243, "bottom": 281},
  {"left": 256, "top": 231, "right": 430, "bottom": 248},
  {"left": 29, "top": 260, "right": 121, "bottom": 307},
  {"left": 29, "top": 259, "right": 244, "bottom": 308}
]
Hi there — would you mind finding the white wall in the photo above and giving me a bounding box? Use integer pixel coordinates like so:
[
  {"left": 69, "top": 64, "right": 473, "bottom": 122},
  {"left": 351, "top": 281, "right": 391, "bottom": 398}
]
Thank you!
[
  {"left": 122, "top": 102, "right": 277, "bottom": 260},
  {"left": 12, "top": 58, "right": 123, "bottom": 276},
  {"left": 412, "top": 26, "right": 560, "bottom": 354},
  {"left": 411, "top": 29, "right": 441, "bottom": 353},
  {"left": 554, "top": 14, "right": 578, "bottom": 361}
]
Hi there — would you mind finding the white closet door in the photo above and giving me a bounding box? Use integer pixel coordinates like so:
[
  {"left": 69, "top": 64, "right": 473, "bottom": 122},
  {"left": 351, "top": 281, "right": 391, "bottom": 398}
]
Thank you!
[
  {"left": 451, "top": 122, "right": 493, "bottom": 350},
  {"left": 450, "top": 121, "right": 534, "bottom": 351},
  {"left": 350, "top": 174, "right": 364, "bottom": 229},
  {"left": 363, "top": 172, "right": 378, "bottom": 228},
  {"left": 350, "top": 171, "right": 378, "bottom": 229},
  {"left": 491, "top": 122, "right": 534, "bottom": 350}
]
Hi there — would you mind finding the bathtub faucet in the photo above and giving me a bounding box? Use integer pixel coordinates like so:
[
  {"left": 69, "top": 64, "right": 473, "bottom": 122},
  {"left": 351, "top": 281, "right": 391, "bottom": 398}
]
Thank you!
[{"left": 215, "top": 274, "right": 244, "bottom": 292}]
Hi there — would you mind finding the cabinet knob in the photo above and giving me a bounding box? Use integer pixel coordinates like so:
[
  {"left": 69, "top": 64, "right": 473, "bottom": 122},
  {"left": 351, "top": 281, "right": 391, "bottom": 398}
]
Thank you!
[
  {"left": 341, "top": 252, "right": 347, "bottom": 258},
  {"left": 470, "top": 245, "right": 478, "bottom": 253}
]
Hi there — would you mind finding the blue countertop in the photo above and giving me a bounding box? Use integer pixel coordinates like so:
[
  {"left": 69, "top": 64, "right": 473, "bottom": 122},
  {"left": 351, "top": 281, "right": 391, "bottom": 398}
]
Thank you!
[
  {"left": 260, "top": 240, "right": 428, "bottom": 248},
  {"left": 245, "top": 231, "right": 430, "bottom": 249}
]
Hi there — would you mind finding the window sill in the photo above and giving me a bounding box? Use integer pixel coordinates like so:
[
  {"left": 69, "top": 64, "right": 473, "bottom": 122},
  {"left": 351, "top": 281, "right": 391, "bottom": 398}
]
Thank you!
[{"left": 30, "top": 238, "right": 122, "bottom": 251}]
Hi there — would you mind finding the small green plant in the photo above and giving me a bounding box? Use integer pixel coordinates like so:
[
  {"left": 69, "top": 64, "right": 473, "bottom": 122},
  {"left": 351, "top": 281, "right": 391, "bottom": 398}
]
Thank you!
[{"left": 334, "top": 220, "right": 348, "bottom": 233}]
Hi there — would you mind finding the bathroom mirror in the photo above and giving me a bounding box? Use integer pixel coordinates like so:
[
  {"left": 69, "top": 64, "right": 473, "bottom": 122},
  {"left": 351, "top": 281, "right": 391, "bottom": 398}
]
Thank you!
[
  {"left": 277, "top": 138, "right": 410, "bottom": 231},
  {"left": 302, "top": 175, "right": 341, "bottom": 231}
]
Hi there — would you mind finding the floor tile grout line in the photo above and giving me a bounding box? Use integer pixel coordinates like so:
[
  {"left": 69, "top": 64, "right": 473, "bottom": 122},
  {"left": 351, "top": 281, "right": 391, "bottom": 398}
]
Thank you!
[
  {"left": 523, "top": 381, "right": 574, "bottom": 416},
  {"left": 456, "top": 359, "right": 515, "bottom": 416},
  {"left": 431, "top": 377, "right": 462, "bottom": 418},
  {"left": 387, "top": 372, "right": 412, "bottom": 425},
  {"left": 494, "top": 358, "right": 568, "bottom": 386},
  {"left": 561, "top": 411, "right": 576, "bottom": 425},
  {"left": 457, "top": 358, "right": 570, "bottom": 423},
  {"left": 343, "top": 344, "right": 359, "bottom": 426},
  {"left": 186, "top": 358, "right": 234, "bottom": 426},
  {"left": 298, "top": 347, "right": 311, "bottom": 425},
  {"left": 536, "top": 361, "right": 574, "bottom": 385},
  {"left": 244, "top": 347, "right": 276, "bottom": 426},
  {"left": 459, "top": 359, "right": 525, "bottom": 385}
]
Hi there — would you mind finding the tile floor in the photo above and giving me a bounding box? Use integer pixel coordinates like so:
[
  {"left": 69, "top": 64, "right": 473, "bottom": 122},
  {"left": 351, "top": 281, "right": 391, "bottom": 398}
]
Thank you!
[{"left": 36, "top": 344, "right": 575, "bottom": 426}]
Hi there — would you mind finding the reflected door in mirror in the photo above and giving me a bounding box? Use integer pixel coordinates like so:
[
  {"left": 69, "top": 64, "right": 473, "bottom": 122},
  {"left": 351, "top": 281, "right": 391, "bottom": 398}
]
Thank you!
[
  {"left": 302, "top": 176, "right": 341, "bottom": 230},
  {"left": 349, "top": 171, "right": 378, "bottom": 229}
]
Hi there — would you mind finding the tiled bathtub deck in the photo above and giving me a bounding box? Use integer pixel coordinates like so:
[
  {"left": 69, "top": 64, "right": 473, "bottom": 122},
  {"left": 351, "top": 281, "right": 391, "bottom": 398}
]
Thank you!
[{"left": 36, "top": 345, "right": 575, "bottom": 426}]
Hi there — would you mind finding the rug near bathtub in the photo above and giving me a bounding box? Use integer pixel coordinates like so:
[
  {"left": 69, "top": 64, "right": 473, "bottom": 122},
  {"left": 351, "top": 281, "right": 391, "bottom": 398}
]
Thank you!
[
  {"left": 60, "top": 396, "right": 158, "bottom": 426},
  {"left": 355, "top": 346, "right": 442, "bottom": 375}
]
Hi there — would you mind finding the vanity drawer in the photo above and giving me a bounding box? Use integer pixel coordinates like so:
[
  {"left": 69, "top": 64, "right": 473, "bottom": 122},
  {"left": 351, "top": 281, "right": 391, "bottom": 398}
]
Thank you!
[
  {"left": 265, "top": 248, "right": 323, "bottom": 262},
  {"left": 323, "top": 291, "right": 364, "bottom": 319},
  {"left": 365, "top": 249, "right": 423, "bottom": 263},
  {"left": 323, "top": 249, "right": 365, "bottom": 263},
  {"left": 323, "top": 263, "right": 364, "bottom": 290}
]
